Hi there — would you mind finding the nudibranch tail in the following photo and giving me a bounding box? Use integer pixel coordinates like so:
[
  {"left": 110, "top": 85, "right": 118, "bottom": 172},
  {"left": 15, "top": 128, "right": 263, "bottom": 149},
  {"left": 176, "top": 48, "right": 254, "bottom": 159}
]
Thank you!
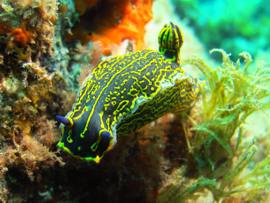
[{"left": 158, "top": 22, "right": 183, "bottom": 63}]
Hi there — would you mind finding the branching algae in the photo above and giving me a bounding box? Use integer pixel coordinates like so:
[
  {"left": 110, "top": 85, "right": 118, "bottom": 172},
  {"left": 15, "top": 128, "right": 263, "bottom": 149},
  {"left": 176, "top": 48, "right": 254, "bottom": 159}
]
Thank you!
[
  {"left": 157, "top": 49, "right": 270, "bottom": 202},
  {"left": 187, "top": 49, "right": 270, "bottom": 175},
  {"left": 56, "top": 23, "right": 199, "bottom": 163}
]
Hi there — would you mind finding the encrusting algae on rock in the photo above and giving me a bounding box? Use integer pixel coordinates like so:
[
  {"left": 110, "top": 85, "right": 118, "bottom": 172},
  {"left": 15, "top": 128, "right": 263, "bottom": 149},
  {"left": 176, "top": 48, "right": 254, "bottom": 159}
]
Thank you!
[{"left": 0, "top": 0, "right": 78, "bottom": 201}]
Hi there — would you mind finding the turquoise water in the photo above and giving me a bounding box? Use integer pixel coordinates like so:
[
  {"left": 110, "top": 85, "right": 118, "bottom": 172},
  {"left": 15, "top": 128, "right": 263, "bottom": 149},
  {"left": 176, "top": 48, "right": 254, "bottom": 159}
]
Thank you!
[{"left": 172, "top": 0, "right": 270, "bottom": 60}]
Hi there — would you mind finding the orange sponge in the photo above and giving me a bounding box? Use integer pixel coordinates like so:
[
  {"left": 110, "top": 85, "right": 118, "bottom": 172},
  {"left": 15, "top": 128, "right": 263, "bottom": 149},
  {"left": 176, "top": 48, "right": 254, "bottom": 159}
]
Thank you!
[
  {"left": 89, "top": 0, "right": 153, "bottom": 51},
  {"left": 70, "top": 0, "right": 153, "bottom": 53}
]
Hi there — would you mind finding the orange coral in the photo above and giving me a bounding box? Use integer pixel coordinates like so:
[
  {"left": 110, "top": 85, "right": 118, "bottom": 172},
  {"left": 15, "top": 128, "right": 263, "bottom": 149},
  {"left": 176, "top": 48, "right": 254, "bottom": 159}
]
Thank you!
[
  {"left": 10, "top": 27, "right": 32, "bottom": 45},
  {"left": 89, "top": 0, "right": 153, "bottom": 51},
  {"left": 69, "top": 0, "right": 153, "bottom": 53}
]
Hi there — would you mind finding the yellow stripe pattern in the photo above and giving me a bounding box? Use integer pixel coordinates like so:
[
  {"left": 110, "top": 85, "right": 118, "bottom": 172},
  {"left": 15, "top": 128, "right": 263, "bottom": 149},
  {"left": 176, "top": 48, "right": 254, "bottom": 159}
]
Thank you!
[{"left": 57, "top": 23, "right": 198, "bottom": 163}]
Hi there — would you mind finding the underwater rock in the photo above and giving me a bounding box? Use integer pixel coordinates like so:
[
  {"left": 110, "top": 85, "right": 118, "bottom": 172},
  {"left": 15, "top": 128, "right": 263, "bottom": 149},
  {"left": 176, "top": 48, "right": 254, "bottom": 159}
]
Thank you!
[{"left": 0, "top": 0, "right": 78, "bottom": 201}]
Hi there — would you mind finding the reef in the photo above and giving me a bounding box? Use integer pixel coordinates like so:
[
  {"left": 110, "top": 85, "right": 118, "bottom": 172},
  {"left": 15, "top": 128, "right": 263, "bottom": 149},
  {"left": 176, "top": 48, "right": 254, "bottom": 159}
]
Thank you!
[
  {"left": 0, "top": 0, "right": 270, "bottom": 202},
  {"left": 0, "top": 0, "right": 78, "bottom": 201}
]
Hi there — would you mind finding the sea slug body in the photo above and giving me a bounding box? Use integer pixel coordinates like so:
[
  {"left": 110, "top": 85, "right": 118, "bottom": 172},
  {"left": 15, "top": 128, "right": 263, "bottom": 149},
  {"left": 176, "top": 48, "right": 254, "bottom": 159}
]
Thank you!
[{"left": 56, "top": 22, "right": 199, "bottom": 163}]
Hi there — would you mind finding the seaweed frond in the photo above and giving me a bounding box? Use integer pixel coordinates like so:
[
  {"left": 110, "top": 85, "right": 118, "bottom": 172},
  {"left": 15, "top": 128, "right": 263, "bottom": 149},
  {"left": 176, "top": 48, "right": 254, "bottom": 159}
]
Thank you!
[{"left": 171, "top": 49, "right": 270, "bottom": 201}]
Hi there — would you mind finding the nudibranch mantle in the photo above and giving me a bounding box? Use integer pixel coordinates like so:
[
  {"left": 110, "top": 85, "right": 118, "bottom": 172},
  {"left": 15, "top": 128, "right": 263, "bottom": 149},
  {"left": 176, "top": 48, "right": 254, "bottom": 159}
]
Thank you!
[{"left": 57, "top": 23, "right": 199, "bottom": 163}]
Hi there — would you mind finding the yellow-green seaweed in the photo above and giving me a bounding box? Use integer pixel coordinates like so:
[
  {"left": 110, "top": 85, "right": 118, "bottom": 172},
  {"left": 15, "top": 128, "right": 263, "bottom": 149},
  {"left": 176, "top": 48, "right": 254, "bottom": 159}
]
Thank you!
[{"left": 158, "top": 49, "right": 270, "bottom": 202}]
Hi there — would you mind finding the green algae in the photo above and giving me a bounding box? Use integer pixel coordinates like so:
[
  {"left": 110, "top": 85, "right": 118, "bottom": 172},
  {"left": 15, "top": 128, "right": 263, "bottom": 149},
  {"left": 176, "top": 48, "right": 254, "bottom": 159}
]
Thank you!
[
  {"left": 158, "top": 49, "right": 270, "bottom": 202},
  {"left": 187, "top": 49, "right": 270, "bottom": 174}
]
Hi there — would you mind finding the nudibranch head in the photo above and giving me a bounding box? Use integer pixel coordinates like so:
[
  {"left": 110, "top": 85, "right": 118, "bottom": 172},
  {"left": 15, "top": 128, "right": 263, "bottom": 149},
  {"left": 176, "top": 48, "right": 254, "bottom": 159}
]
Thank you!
[
  {"left": 158, "top": 22, "right": 183, "bottom": 63},
  {"left": 56, "top": 115, "right": 113, "bottom": 163}
]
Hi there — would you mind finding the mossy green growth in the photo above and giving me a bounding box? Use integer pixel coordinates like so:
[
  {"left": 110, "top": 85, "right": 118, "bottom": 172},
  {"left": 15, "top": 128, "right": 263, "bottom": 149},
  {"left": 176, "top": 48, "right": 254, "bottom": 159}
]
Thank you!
[
  {"left": 185, "top": 49, "right": 270, "bottom": 175},
  {"left": 158, "top": 49, "right": 270, "bottom": 202},
  {"left": 189, "top": 49, "right": 270, "bottom": 200}
]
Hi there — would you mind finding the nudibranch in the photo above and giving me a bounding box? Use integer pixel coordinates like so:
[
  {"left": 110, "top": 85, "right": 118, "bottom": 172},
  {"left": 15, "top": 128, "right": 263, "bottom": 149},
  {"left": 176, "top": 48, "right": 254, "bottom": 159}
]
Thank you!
[{"left": 56, "top": 22, "right": 199, "bottom": 163}]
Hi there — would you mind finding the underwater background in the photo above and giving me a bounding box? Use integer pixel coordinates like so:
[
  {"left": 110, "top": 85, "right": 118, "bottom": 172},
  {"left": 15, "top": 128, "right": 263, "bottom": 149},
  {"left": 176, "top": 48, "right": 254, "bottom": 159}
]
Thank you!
[{"left": 0, "top": 0, "right": 270, "bottom": 202}]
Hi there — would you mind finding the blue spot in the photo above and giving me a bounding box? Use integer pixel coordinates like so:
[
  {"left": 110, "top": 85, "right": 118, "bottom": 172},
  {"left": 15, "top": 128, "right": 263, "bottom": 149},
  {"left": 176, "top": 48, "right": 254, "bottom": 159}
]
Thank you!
[{"left": 56, "top": 115, "right": 70, "bottom": 125}]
